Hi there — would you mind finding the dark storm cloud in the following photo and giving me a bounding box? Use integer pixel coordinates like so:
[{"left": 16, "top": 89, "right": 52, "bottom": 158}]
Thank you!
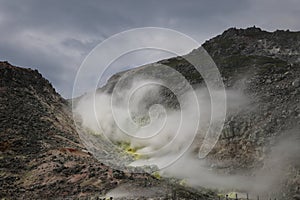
[{"left": 0, "top": 0, "right": 299, "bottom": 97}]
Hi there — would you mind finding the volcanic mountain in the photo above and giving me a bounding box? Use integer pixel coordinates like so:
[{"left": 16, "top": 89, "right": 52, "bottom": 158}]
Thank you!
[{"left": 1, "top": 27, "right": 300, "bottom": 199}]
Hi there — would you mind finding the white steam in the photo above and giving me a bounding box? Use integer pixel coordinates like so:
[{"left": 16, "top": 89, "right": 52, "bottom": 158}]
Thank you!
[
  {"left": 75, "top": 76, "right": 245, "bottom": 171},
  {"left": 74, "top": 76, "right": 298, "bottom": 196}
]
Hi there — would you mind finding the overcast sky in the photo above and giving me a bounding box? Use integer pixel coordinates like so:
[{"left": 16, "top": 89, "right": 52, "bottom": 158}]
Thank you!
[{"left": 1, "top": 0, "right": 299, "bottom": 98}]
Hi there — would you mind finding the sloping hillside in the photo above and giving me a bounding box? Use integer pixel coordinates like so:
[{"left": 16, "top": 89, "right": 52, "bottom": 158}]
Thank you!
[{"left": 0, "top": 61, "right": 216, "bottom": 199}]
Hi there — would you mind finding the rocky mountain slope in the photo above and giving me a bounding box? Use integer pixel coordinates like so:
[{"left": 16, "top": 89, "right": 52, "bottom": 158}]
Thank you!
[
  {"left": 204, "top": 27, "right": 300, "bottom": 198},
  {"left": 104, "top": 27, "right": 300, "bottom": 165},
  {"left": 203, "top": 27, "right": 300, "bottom": 164},
  {"left": 0, "top": 61, "right": 216, "bottom": 199},
  {"left": 101, "top": 27, "right": 300, "bottom": 199}
]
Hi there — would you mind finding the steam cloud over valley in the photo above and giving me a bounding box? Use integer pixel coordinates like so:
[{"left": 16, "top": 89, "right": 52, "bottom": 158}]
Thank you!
[{"left": 74, "top": 69, "right": 299, "bottom": 196}]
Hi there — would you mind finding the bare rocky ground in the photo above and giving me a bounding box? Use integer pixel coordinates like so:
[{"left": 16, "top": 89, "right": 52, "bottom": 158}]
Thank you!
[{"left": 1, "top": 27, "right": 300, "bottom": 199}]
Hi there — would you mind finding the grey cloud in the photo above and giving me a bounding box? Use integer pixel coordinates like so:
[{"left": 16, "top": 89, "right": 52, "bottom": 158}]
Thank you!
[{"left": 0, "top": 0, "right": 299, "bottom": 97}]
